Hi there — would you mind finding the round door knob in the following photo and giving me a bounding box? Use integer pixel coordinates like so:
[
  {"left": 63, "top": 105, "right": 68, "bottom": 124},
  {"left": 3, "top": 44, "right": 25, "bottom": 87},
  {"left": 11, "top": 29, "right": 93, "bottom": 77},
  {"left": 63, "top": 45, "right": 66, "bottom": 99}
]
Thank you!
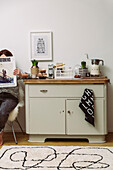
[{"left": 68, "top": 110, "right": 71, "bottom": 114}]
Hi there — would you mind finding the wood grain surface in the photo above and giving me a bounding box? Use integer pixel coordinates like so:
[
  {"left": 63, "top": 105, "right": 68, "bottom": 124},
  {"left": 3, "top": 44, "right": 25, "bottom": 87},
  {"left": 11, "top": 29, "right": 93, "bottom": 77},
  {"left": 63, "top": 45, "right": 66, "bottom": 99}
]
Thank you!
[{"left": 23, "top": 77, "right": 110, "bottom": 84}]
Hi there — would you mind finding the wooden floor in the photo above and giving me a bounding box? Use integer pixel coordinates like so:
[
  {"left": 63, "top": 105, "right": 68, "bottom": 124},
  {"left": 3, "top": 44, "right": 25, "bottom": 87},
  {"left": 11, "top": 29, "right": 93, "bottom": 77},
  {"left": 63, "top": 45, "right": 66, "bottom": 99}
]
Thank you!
[{"left": 0, "top": 132, "right": 113, "bottom": 148}]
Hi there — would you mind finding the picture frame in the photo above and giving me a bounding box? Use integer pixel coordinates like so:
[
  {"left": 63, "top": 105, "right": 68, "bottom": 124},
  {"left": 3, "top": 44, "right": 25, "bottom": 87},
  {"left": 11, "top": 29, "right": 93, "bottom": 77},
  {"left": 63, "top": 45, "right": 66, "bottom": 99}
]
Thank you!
[
  {"left": 30, "top": 31, "right": 53, "bottom": 61},
  {"left": 0, "top": 57, "right": 17, "bottom": 87}
]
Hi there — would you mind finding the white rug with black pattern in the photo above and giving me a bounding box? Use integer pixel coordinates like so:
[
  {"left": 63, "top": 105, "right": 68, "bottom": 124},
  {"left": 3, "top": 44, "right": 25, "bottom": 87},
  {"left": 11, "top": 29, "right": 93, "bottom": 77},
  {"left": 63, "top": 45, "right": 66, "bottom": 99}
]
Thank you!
[{"left": 0, "top": 146, "right": 113, "bottom": 169}]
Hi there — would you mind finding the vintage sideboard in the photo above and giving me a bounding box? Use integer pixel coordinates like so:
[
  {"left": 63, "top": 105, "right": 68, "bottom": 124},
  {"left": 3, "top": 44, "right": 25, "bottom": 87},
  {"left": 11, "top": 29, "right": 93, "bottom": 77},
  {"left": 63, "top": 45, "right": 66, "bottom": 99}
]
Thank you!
[{"left": 23, "top": 77, "right": 109, "bottom": 143}]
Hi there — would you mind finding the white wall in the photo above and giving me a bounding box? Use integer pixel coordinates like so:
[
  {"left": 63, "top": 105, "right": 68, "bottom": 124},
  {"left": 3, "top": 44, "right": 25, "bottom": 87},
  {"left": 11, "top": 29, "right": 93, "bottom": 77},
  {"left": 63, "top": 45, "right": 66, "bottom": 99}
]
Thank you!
[{"left": 0, "top": 0, "right": 113, "bottom": 132}]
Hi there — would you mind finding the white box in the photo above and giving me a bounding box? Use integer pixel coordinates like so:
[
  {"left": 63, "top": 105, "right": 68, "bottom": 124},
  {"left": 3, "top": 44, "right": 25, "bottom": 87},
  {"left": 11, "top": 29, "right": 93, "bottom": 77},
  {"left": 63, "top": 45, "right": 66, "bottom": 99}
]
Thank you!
[{"left": 55, "top": 67, "right": 74, "bottom": 79}]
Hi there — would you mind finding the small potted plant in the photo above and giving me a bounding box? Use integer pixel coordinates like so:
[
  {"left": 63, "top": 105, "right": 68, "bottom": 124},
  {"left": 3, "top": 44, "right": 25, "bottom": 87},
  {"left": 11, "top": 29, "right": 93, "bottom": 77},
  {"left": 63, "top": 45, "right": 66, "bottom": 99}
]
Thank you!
[
  {"left": 31, "top": 59, "right": 39, "bottom": 78},
  {"left": 80, "top": 61, "right": 88, "bottom": 77},
  {"left": 81, "top": 61, "right": 86, "bottom": 69}
]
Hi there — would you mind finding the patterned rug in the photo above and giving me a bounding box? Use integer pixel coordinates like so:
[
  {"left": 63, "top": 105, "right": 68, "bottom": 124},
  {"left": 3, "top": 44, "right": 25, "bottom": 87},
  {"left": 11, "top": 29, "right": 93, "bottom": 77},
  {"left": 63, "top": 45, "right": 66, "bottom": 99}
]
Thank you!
[{"left": 0, "top": 146, "right": 113, "bottom": 169}]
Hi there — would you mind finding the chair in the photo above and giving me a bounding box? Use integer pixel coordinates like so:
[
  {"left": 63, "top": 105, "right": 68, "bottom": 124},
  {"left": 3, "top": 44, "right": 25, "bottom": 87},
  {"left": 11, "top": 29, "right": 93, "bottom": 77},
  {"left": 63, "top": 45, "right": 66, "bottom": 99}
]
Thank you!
[{"left": 8, "top": 80, "right": 24, "bottom": 144}]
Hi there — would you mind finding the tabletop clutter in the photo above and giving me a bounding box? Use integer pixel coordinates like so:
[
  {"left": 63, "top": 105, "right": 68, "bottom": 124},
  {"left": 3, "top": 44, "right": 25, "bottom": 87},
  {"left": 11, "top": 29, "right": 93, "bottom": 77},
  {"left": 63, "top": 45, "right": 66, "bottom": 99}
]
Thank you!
[{"left": 25, "top": 55, "right": 105, "bottom": 79}]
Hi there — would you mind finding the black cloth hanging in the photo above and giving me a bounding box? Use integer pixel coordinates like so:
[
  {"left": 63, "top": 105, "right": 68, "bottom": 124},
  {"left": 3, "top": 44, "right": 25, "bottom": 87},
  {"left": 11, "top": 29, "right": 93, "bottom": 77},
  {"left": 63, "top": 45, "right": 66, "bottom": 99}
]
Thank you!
[{"left": 79, "top": 88, "right": 94, "bottom": 126}]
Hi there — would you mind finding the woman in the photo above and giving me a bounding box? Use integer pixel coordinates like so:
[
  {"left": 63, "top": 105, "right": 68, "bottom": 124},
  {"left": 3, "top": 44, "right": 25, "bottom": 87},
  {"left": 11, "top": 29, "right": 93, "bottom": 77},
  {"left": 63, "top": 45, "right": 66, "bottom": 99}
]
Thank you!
[{"left": 0, "top": 49, "right": 23, "bottom": 145}]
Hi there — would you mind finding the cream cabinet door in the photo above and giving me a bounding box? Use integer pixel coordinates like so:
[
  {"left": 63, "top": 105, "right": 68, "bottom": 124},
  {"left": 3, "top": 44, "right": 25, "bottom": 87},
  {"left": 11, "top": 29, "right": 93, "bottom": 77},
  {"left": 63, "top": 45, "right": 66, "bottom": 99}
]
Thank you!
[
  {"left": 29, "top": 98, "right": 65, "bottom": 134},
  {"left": 66, "top": 99, "right": 106, "bottom": 135}
]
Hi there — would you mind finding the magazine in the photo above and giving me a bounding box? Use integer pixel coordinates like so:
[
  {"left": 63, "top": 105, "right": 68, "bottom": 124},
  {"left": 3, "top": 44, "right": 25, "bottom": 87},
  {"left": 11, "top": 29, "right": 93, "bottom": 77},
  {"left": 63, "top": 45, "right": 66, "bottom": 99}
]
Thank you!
[{"left": 0, "top": 57, "right": 17, "bottom": 87}]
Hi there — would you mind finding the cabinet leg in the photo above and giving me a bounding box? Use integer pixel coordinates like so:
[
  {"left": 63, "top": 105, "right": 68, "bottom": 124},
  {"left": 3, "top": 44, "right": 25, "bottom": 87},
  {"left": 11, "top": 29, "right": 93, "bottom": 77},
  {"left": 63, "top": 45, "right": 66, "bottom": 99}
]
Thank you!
[
  {"left": 28, "top": 135, "right": 46, "bottom": 142},
  {"left": 88, "top": 135, "right": 106, "bottom": 143}
]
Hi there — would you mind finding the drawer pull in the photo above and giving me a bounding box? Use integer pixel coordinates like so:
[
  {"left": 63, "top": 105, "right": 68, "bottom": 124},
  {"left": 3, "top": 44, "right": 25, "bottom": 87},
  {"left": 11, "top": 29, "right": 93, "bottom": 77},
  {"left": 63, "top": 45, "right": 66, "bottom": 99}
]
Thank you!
[{"left": 40, "top": 90, "right": 48, "bottom": 93}]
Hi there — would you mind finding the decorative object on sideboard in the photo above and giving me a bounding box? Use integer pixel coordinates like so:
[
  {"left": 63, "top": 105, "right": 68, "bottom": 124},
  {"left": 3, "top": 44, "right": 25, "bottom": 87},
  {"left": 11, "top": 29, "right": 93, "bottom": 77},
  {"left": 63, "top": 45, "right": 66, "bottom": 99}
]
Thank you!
[
  {"left": 79, "top": 61, "right": 88, "bottom": 78},
  {"left": 31, "top": 59, "right": 39, "bottom": 78},
  {"left": 90, "top": 59, "right": 104, "bottom": 76},
  {"left": 38, "top": 69, "right": 47, "bottom": 79},
  {"left": 48, "top": 64, "right": 54, "bottom": 79},
  {"left": 54, "top": 63, "right": 73, "bottom": 79},
  {"left": 74, "top": 64, "right": 81, "bottom": 78},
  {"left": 81, "top": 61, "right": 86, "bottom": 69}
]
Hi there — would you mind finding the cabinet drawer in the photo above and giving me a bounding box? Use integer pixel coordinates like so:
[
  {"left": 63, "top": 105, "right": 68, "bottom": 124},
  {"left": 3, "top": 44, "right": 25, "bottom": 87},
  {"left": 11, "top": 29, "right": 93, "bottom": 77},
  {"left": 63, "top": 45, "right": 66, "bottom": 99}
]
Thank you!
[{"left": 29, "top": 84, "right": 104, "bottom": 98}]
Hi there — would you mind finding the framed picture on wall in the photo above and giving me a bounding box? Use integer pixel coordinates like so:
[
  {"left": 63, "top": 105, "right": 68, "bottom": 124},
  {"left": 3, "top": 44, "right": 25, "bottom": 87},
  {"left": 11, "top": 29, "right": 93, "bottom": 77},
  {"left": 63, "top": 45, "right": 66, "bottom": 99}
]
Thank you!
[{"left": 30, "top": 31, "right": 53, "bottom": 61}]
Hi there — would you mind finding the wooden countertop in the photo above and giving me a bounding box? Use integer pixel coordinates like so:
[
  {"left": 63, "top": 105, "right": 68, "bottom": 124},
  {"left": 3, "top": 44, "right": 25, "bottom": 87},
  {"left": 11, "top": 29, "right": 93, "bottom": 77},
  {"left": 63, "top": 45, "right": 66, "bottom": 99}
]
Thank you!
[{"left": 23, "top": 77, "right": 110, "bottom": 84}]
